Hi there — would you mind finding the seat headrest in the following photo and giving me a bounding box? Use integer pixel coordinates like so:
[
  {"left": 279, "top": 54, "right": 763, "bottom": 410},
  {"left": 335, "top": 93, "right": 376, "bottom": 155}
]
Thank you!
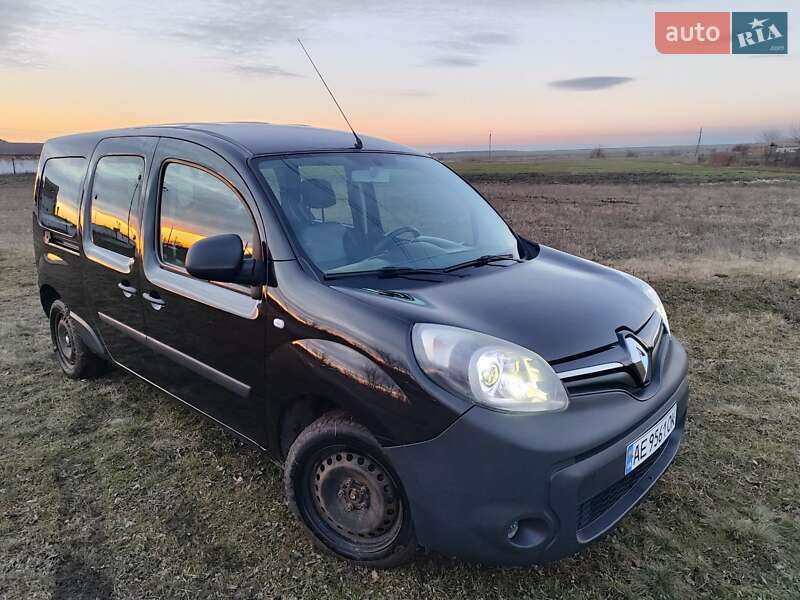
[{"left": 300, "top": 178, "right": 337, "bottom": 209}]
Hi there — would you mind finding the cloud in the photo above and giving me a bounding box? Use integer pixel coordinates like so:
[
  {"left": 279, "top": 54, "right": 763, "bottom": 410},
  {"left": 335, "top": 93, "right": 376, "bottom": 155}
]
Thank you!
[
  {"left": 233, "top": 64, "right": 304, "bottom": 78},
  {"left": 548, "top": 76, "right": 635, "bottom": 91},
  {"left": 1, "top": 2, "right": 520, "bottom": 76},
  {"left": 0, "top": 0, "right": 45, "bottom": 67},
  {"left": 427, "top": 30, "right": 515, "bottom": 68},
  {"left": 115, "top": 1, "right": 341, "bottom": 79},
  {"left": 438, "top": 31, "right": 514, "bottom": 54},
  {"left": 428, "top": 55, "right": 480, "bottom": 68},
  {"left": 0, "top": 2, "right": 521, "bottom": 76}
]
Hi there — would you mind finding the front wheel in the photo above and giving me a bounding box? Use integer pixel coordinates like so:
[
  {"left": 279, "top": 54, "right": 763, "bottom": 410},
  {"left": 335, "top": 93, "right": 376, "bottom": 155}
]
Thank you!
[{"left": 284, "top": 413, "right": 417, "bottom": 568}]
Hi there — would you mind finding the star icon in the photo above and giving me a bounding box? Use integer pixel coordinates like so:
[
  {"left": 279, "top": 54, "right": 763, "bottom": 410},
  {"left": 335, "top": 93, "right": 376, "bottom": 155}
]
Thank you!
[{"left": 749, "top": 17, "right": 768, "bottom": 29}]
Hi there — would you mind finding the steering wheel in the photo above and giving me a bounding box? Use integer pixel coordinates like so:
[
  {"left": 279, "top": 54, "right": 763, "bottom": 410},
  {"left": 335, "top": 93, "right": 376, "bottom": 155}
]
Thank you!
[{"left": 373, "top": 226, "right": 421, "bottom": 255}]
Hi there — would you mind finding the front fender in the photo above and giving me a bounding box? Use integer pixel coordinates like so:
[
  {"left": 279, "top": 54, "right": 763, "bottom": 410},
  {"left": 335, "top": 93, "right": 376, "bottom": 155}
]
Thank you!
[{"left": 265, "top": 338, "right": 452, "bottom": 451}]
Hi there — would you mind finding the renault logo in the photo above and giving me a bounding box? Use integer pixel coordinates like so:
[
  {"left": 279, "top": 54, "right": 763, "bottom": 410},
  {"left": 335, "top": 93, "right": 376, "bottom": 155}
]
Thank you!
[{"left": 624, "top": 336, "right": 650, "bottom": 384}]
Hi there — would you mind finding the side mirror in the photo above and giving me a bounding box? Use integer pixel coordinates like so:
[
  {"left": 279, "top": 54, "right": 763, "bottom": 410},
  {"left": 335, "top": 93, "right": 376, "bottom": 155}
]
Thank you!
[{"left": 185, "top": 234, "right": 265, "bottom": 286}]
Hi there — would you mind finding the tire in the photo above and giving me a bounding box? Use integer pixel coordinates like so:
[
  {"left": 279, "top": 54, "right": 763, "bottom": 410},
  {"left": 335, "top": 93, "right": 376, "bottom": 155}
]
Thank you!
[
  {"left": 49, "top": 300, "right": 102, "bottom": 379},
  {"left": 285, "top": 412, "right": 418, "bottom": 568}
]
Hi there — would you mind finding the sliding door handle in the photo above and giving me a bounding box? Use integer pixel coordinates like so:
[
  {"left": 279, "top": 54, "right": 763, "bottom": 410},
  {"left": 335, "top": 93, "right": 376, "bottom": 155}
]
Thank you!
[
  {"left": 117, "top": 281, "right": 137, "bottom": 298},
  {"left": 142, "top": 291, "right": 166, "bottom": 311}
]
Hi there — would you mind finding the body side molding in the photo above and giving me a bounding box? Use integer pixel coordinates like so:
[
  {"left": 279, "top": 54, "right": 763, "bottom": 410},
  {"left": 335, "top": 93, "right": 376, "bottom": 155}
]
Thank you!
[{"left": 97, "top": 312, "right": 251, "bottom": 398}]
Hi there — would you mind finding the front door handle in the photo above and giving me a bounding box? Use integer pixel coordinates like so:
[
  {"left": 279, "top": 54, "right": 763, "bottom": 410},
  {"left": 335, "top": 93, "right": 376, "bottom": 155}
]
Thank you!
[
  {"left": 117, "top": 281, "right": 137, "bottom": 298},
  {"left": 142, "top": 291, "right": 166, "bottom": 311}
]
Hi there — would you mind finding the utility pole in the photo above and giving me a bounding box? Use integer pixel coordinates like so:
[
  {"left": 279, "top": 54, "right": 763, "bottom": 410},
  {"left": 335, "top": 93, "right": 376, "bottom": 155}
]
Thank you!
[
  {"left": 488, "top": 131, "right": 493, "bottom": 161},
  {"left": 694, "top": 126, "right": 703, "bottom": 160}
]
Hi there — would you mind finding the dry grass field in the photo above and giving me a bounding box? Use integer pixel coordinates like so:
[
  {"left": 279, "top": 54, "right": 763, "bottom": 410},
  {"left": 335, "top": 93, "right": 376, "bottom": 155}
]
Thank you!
[{"left": 2, "top": 168, "right": 799, "bottom": 599}]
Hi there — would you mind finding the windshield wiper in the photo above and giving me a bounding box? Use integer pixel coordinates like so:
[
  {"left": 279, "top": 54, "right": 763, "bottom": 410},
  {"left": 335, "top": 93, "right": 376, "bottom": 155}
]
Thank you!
[
  {"left": 324, "top": 266, "right": 460, "bottom": 280},
  {"left": 444, "top": 254, "right": 523, "bottom": 273}
]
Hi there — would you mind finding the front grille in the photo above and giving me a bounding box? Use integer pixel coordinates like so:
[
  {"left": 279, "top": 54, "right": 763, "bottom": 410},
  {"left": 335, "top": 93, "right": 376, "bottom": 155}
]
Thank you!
[{"left": 577, "top": 445, "right": 665, "bottom": 530}]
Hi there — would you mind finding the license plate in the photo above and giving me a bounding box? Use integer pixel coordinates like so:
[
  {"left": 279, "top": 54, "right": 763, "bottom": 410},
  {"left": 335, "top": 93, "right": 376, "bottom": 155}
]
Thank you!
[{"left": 625, "top": 404, "right": 677, "bottom": 475}]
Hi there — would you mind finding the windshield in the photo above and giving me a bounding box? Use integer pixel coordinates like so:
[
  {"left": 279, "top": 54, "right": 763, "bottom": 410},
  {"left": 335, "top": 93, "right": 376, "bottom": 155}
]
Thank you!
[{"left": 254, "top": 153, "right": 520, "bottom": 276}]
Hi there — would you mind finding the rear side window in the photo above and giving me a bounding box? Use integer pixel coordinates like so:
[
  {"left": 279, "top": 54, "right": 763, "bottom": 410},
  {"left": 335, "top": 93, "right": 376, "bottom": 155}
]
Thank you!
[
  {"left": 159, "top": 163, "right": 257, "bottom": 270},
  {"left": 38, "top": 157, "right": 86, "bottom": 237},
  {"left": 90, "top": 156, "right": 144, "bottom": 258}
]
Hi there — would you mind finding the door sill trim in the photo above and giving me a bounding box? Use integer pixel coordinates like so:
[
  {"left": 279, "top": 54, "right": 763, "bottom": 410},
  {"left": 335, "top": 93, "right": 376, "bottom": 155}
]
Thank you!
[{"left": 112, "top": 360, "right": 267, "bottom": 451}]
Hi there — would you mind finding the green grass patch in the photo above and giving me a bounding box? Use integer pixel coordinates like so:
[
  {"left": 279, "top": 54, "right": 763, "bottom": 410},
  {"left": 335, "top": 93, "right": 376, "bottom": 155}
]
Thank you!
[{"left": 450, "top": 158, "right": 800, "bottom": 184}]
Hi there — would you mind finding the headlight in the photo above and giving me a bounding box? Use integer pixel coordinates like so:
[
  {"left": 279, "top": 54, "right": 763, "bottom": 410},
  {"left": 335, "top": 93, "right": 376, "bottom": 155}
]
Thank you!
[
  {"left": 636, "top": 279, "right": 670, "bottom": 334},
  {"left": 411, "top": 323, "right": 568, "bottom": 413}
]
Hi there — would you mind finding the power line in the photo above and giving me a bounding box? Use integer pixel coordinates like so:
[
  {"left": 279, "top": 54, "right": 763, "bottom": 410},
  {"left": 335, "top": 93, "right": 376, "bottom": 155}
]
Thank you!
[{"left": 694, "top": 126, "right": 703, "bottom": 159}]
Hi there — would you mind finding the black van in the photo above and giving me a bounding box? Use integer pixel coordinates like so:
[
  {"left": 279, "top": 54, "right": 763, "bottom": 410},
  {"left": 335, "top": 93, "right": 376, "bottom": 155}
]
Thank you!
[{"left": 33, "top": 123, "right": 688, "bottom": 567}]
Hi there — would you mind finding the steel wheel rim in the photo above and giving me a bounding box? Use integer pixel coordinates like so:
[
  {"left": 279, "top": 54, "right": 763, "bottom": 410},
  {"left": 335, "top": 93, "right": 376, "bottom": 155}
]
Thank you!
[
  {"left": 304, "top": 446, "right": 403, "bottom": 553},
  {"left": 55, "top": 316, "right": 75, "bottom": 364}
]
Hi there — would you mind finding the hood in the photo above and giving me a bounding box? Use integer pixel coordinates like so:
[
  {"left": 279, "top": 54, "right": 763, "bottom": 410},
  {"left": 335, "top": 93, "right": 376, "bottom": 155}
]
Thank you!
[{"left": 333, "top": 246, "right": 656, "bottom": 362}]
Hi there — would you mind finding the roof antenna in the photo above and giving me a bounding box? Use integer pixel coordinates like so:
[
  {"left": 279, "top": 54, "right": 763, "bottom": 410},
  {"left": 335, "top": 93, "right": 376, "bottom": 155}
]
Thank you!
[{"left": 298, "top": 38, "right": 363, "bottom": 150}]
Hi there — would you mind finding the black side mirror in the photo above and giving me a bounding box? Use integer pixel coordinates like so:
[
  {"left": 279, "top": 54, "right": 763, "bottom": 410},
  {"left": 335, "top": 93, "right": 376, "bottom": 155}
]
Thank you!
[{"left": 185, "top": 234, "right": 265, "bottom": 286}]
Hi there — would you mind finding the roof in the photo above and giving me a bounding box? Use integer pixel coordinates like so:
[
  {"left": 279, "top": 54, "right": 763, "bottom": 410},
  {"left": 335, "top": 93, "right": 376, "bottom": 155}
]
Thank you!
[
  {"left": 0, "top": 141, "right": 43, "bottom": 156},
  {"left": 46, "top": 122, "right": 419, "bottom": 158}
]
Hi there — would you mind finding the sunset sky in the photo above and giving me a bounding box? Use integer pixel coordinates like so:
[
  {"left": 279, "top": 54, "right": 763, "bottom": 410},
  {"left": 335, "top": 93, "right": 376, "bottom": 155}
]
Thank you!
[{"left": 1, "top": 0, "right": 797, "bottom": 151}]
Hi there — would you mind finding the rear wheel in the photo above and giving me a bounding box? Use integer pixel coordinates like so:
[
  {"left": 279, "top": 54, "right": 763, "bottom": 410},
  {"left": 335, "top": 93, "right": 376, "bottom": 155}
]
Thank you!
[
  {"left": 285, "top": 413, "right": 417, "bottom": 568},
  {"left": 49, "top": 300, "right": 102, "bottom": 379}
]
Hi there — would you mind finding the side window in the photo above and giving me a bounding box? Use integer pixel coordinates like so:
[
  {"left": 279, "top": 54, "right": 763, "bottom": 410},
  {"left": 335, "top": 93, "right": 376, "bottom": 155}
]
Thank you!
[
  {"left": 159, "top": 163, "right": 257, "bottom": 270},
  {"left": 38, "top": 157, "right": 86, "bottom": 237},
  {"left": 90, "top": 156, "right": 143, "bottom": 258}
]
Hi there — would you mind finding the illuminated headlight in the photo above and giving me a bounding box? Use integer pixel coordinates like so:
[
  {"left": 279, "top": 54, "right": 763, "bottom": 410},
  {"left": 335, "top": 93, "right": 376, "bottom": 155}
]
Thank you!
[{"left": 411, "top": 323, "right": 568, "bottom": 413}]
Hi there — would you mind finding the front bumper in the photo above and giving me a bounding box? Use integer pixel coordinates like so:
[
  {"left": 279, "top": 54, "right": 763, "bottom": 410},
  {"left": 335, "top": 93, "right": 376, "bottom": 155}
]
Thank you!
[{"left": 385, "top": 337, "right": 689, "bottom": 565}]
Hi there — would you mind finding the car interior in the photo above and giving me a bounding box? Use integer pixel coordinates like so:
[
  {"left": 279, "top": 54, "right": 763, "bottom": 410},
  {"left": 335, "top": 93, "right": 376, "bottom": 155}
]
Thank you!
[{"left": 264, "top": 164, "right": 474, "bottom": 275}]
